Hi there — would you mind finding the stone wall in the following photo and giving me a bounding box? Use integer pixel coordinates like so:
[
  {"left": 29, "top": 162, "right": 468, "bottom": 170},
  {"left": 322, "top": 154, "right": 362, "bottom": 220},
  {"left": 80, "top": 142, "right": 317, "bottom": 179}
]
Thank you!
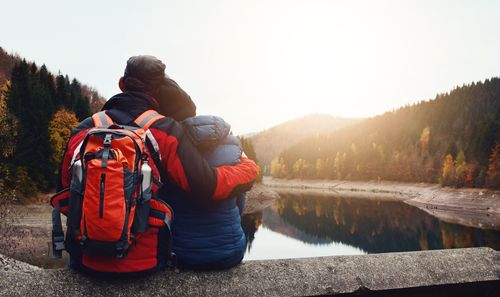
[{"left": 1, "top": 248, "right": 499, "bottom": 296}]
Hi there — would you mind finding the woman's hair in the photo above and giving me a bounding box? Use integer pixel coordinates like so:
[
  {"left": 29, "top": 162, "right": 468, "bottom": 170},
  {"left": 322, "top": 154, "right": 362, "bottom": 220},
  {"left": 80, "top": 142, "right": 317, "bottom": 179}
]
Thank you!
[{"left": 157, "top": 78, "right": 196, "bottom": 121}]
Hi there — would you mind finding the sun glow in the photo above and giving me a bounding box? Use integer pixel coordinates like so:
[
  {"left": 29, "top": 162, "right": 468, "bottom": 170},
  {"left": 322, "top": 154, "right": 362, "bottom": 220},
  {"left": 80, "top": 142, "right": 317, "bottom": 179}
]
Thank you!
[{"left": 2, "top": 0, "right": 499, "bottom": 134}]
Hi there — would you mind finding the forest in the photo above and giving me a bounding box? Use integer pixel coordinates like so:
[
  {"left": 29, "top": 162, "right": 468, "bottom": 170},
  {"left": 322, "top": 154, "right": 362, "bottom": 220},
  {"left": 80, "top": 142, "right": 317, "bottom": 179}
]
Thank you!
[
  {"left": 250, "top": 115, "right": 359, "bottom": 174},
  {"left": 271, "top": 78, "right": 500, "bottom": 189},
  {"left": 0, "top": 48, "right": 105, "bottom": 201}
]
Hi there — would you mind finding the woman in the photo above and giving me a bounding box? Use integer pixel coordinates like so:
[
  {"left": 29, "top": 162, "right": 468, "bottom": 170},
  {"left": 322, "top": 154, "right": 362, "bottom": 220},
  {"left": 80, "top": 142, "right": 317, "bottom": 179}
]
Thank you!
[{"left": 123, "top": 55, "right": 248, "bottom": 270}]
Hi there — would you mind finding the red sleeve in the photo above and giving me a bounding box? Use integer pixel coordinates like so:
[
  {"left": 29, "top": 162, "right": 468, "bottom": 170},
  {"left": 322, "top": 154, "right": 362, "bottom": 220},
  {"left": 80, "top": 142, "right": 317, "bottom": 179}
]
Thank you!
[
  {"left": 212, "top": 157, "right": 259, "bottom": 200},
  {"left": 150, "top": 121, "right": 258, "bottom": 201}
]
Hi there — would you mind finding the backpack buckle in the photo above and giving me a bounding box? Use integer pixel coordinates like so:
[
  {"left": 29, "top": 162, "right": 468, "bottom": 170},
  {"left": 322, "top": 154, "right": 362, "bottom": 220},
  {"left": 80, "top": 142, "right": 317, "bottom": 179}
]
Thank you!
[
  {"left": 52, "top": 231, "right": 65, "bottom": 259},
  {"left": 103, "top": 134, "right": 112, "bottom": 146}
]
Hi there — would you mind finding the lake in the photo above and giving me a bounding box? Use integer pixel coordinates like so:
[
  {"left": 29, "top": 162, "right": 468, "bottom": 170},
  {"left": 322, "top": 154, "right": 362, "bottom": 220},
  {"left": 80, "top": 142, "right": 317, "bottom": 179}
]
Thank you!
[
  {"left": 241, "top": 192, "right": 500, "bottom": 261},
  {"left": 6, "top": 191, "right": 499, "bottom": 269}
]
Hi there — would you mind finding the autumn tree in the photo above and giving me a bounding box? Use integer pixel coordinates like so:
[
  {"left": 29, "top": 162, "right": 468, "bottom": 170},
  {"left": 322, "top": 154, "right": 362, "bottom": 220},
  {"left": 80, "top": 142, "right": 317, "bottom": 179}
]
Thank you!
[
  {"left": 419, "top": 126, "right": 430, "bottom": 155},
  {"left": 270, "top": 158, "right": 280, "bottom": 178},
  {"left": 0, "top": 80, "right": 18, "bottom": 202},
  {"left": 270, "top": 157, "right": 288, "bottom": 178},
  {"left": 454, "top": 150, "right": 469, "bottom": 187},
  {"left": 292, "top": 158, "right": 308, "bottom": 178},
  {"left": 440, "top": 154, "right": 456, "bottom": 186},
  {"left": 315, "top": 158, "right": 328, "bottom": 179},
  {"left": 0, "top": 79, "right": 36, "bottom": 201},
  {"left": 334, "top": 152, "right": 346, "bottom": 180},
  {"left": 0, "top": 80, "right": 16, "bottom": 160},
  {"left": 486, "top": 142, "right": 500, "bottom": 189},
  {"left": 49, "top": 109, "right": 79, "bottom": 165}
]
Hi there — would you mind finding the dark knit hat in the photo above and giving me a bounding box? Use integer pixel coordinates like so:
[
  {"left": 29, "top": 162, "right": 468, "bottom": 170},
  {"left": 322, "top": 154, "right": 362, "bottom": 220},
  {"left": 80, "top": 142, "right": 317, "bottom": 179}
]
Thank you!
[
  {"left": 121, "top": 55, "right": 167, "bottom": 93},
  {"left": 121, "top": 55, "right": 197, "bottom": 121}
]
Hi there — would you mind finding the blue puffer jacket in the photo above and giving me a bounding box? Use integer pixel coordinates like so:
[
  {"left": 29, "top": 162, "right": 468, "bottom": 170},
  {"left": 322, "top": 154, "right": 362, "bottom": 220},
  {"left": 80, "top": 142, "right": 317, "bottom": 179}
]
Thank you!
[{"left": 165, "top": 115, "right": 247, "bottom": 270}]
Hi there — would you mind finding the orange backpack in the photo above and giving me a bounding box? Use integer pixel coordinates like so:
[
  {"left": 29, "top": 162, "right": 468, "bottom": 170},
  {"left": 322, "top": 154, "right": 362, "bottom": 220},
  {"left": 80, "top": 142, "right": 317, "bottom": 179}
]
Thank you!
[{"left": 51, "top": 110, "right": 174, "bottom": 275}]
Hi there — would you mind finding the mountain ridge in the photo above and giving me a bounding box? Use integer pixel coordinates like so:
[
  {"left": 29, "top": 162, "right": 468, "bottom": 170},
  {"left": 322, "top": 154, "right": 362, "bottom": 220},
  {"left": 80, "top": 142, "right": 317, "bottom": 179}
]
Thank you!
[
  {"left": 273, "top": 78, "right": 500, "bottom": 188},
  {"left": 250, "top": 114, "right": 361, "bottom": 173}
]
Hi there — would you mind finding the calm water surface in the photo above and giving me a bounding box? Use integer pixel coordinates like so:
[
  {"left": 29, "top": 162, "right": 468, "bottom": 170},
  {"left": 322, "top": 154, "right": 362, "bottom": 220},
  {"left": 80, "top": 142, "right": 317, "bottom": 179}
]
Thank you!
[
  {"left": 14, "top": 191, "right": 500, "bottom": 268},
  {"left": 241, "top": 192, "right": 500, "bottom": 261}
]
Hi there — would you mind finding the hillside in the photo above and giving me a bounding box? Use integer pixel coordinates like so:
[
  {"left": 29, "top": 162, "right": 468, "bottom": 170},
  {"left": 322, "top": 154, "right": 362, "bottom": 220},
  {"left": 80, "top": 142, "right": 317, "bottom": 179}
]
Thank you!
[
  {"left": 250, "top": 114, "right": 360, "bottom": 173},
  {"left": 0, "top": 47, "right": 18, "bottom": 87},
  {"left": 0, "top": 48, "right": 108, "bottom": 194},
  {"left": 0, "top": 47, "right": 105, "bottom": 113},
  {"left": 273, "top": 78, "right": 500, "bottom": 189}
]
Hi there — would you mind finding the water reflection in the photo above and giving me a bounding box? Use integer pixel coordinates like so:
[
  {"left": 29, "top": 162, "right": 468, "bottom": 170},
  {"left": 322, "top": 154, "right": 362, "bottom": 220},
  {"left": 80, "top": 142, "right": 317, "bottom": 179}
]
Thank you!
[{"left": 242, "top": 192, "right": 500, "bottom": 259}]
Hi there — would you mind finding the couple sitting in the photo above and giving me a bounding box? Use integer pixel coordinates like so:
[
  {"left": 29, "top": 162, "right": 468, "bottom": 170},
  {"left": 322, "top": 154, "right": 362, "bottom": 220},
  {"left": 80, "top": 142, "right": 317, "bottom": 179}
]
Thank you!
[{"left": 57, "top": 55, "right": 257, "bottom": 274}]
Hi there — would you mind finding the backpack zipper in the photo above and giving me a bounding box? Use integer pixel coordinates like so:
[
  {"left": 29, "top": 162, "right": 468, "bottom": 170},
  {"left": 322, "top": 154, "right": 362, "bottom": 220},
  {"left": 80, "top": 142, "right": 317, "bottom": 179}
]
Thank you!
[{"left": 99, "top": 173, "right": 106, "bottom": 218}]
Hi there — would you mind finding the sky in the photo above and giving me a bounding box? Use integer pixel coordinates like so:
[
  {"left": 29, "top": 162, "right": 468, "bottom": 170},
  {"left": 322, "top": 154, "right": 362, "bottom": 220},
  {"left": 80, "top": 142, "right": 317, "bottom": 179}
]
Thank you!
[{"left": 1, "top": 0, "right": 499, "bottom": 134}]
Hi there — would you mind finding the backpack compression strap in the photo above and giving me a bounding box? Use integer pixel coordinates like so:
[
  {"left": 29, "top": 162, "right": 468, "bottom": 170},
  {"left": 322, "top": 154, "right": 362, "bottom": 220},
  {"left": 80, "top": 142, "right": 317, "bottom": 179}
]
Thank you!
[{"left": 92, "top": 111, "right": 114, "bottom": 127}]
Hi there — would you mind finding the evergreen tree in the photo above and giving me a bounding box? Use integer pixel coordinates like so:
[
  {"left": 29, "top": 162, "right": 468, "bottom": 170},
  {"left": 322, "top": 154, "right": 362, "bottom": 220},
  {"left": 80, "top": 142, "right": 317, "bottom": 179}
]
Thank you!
[
  {"left": 55, "top": 74, "right": 69, "bottom": 108},
  {"left": 70, "top": 79, "right": 91, "bottom": 120},
  {"left": 7, "top": 61, "right": 56, "bottom": 190},
  {"left": 39, "top": 65, "right": 56, "bottom": 106},
  {"left": 1, "top": 52, "right": 105, "bottom": 196}
]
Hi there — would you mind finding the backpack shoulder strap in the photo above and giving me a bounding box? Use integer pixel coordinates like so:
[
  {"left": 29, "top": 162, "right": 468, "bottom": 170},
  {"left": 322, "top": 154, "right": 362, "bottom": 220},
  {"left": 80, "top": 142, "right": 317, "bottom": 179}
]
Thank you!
[
  {"left": 134, "top": 110, "right": 171, "bottom": 187},
  {"left": 134, "top": 109, "right": 165, "bottom": 131},
  {"left": 91, "top": 111, "right": 114, "bottom": 127}
]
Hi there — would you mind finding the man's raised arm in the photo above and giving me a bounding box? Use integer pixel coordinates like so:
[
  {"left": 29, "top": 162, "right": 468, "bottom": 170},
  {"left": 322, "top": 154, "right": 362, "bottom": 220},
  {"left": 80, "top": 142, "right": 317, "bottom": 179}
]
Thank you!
[{"left": 149, "top": 117, "right": 258, "bottom": 201}]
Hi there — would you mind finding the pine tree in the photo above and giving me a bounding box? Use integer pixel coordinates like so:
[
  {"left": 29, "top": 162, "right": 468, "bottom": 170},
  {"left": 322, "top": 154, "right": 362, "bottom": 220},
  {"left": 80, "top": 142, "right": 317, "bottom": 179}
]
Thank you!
[
  {"left": 70, "top": 79, "right": 91, "bottom": 120},
  {"left": 55, "top": 74, "right": 69, "bottom": 108},
  {"left": 39, "top": 65, "right": 56, "bottom": 106},
  {"left": 7, "top": 61, "right": 56, "bottom": 190}
]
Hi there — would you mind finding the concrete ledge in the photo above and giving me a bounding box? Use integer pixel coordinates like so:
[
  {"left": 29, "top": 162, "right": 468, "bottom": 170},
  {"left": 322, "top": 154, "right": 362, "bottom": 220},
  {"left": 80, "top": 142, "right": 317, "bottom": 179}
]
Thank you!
[{"left": 1, "top": 248, "right": 499, "bottom": 296}]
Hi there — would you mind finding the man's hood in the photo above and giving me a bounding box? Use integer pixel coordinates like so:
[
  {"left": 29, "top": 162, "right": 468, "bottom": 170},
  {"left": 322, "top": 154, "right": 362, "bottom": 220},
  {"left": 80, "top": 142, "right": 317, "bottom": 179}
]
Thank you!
[
  {"left": 102, "top": 92, "right": 159, "bottom": 113},
  {"left": 101, "top": 92, "right": 160, "bottom": 123}
]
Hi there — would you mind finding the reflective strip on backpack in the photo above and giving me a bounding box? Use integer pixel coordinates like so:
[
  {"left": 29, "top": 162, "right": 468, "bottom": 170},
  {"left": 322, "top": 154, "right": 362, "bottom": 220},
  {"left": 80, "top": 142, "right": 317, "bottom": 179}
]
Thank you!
[
  {"left": 70, "top": 140, "right": 84, "bottom": 167},
  {"left": 145, "top": 130, "right": 160, "bottom": 159},
  {"left": 92, "top": 111, "right": 114, "bottom": 127},
  {"left": 134, "top": 110, "right": 164, "bottom": 131}
]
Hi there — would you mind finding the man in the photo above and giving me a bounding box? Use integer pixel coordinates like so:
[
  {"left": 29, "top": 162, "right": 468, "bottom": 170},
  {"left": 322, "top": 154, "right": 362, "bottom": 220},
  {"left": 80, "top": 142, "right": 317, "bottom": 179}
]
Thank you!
[{"left": 57, "top": 55, "right": 258, "bottom": 274}]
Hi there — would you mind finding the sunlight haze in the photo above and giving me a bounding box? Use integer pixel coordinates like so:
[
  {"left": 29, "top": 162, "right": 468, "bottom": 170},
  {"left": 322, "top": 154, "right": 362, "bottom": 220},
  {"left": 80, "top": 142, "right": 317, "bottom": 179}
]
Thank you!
[{"left": 1, "top": 0, "right": 499, "bottom": 134}]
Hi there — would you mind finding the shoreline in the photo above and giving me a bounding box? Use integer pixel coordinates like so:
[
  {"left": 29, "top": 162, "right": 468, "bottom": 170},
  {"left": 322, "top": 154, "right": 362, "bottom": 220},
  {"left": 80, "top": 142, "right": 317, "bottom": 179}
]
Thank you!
[
  {"left": 1, "top": 180, "right": 498, "bottom": 269},
  {"left": 261, "top": 177, "right": 500, "bottom": 230}
]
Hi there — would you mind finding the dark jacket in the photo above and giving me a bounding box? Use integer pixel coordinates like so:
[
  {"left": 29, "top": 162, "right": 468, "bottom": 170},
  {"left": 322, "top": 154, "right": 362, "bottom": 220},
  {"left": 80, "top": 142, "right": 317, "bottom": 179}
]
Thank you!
[
  {"left": 166, "top": 115, "right": 247, "bottom": 270},
  {"left": 59, "top": 92, "right": 258, "bottom": 203}
]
